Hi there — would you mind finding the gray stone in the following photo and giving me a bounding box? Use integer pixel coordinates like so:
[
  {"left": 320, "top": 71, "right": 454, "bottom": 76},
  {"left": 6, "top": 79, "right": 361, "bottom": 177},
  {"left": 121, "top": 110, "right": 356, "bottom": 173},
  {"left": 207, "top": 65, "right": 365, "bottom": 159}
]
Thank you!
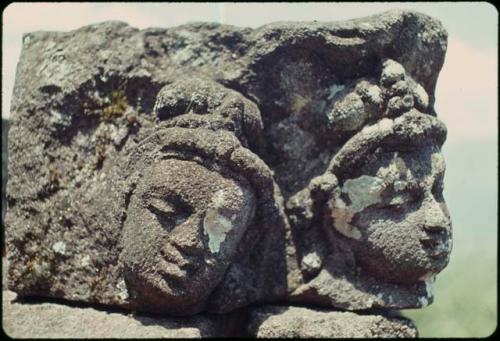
[
  {"left": 247, "top": 305, "right": 418, "bottom": 338},
  {"left": 5, "top": 9, "right": 451, "bottom": 326},
  {"left": 2, "top": 290, "right": 223, "bottom": 338},
  {"left": 119, "top": 127, "right": 288, "bottom": 315},
  {"left": 286, "top": 111, "right": 450, "bottom": 310}
]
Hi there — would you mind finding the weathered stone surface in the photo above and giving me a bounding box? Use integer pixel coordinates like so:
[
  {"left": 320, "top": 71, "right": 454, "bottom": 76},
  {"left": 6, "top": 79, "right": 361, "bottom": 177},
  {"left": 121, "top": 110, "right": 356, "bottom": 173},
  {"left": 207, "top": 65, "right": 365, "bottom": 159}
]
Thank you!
[
  {"left": 6, "top": 8, "right": 451, "bottom": 326},
  {"left": 119, "top": 127, "right": 288, "bottom": 315},
  {"left": 3, "top": 289, "right": 418, "bottom": 338},
  {"left": 285, "top": 111, "right": 450, "bottom": 310},
  {"left": 247, "top": 305, "right": 418, "bottom": 338},
  {"left": 2, "top": 290, "right": 222, "bottom": 338}
]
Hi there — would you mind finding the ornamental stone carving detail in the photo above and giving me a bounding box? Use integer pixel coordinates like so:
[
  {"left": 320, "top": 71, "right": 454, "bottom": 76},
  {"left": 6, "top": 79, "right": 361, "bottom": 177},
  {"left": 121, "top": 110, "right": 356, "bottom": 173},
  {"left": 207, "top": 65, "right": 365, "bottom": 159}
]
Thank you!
[{"left": 6, "top": 10, "right": 450, "bottom": 337}]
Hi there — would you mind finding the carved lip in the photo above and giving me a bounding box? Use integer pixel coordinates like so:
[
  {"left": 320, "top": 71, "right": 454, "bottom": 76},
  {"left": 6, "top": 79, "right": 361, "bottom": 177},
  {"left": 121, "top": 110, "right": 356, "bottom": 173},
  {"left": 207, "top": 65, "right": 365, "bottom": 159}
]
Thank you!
[
  {"left": 161, "top": 242, "right": 201, "bottom": 274},
  {"left": 420, "top": 232, "right": 450, "bottom": 259},
  {"left": 428, "top": 244, "right": 450, "bottom": 258},
  {"left": 159, "top": 258, "right": 187, "bottom": 280}
]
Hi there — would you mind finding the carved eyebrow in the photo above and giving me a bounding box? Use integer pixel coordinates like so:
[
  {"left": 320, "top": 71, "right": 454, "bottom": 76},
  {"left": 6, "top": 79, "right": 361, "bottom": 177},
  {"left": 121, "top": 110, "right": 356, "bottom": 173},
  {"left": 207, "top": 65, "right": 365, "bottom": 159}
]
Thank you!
[
  {"left": 143, "top": 189, "right": 191, "bottom": 213},
  {"left": 145, "top": 193, "right": 194, "bottom": 230}
]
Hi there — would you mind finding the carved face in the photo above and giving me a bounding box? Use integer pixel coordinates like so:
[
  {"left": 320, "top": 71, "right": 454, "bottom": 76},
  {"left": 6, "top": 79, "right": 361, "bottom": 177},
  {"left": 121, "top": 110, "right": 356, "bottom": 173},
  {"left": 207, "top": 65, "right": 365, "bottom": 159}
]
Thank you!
[
  {"left": 121, "top": 159, "right": 255, "bottom": 314},
  {"left": 328, "top": 145, "right": 452, "bottom": 283}
]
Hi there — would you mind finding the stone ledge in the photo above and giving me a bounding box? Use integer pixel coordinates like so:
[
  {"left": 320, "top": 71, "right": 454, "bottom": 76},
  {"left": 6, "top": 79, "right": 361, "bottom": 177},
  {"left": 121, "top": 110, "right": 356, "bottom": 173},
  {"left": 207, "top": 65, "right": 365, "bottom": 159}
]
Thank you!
[{"left": 2, "top": 290, "right": 222, "bottom": 338}]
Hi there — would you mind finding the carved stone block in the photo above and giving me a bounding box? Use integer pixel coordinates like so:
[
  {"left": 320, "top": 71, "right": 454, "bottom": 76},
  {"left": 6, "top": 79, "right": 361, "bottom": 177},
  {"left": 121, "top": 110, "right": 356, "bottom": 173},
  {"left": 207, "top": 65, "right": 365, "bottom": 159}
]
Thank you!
[{"left": 5, "top": 10, "right": 450, "bottom": 337}]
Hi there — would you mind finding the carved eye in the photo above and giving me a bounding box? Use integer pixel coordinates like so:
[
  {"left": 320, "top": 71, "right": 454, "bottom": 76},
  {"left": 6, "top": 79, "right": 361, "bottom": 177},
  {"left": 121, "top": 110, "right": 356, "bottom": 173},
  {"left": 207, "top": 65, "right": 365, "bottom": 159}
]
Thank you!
[
  {"left": 380, "top": 180, "right": 421, "bottom": 210},
  {"left": 147, "top": 198, "right": 176, "bottom": 230},
  {"left": 146, "top": 195, "right": 192, "bottom": 232}
]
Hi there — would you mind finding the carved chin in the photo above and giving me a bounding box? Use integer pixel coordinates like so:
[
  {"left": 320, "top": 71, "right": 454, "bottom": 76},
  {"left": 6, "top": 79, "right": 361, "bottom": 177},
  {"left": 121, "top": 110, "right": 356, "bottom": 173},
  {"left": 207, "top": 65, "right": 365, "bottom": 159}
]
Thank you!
[
  {"left": 354, "top": 246, "right": 450, "bottom": 285},
  {"left": 155, "top": 259, "right": 210, "bottom": 299},
  {"left": 426, "top": 247, "right": 451, "bottom": 274},
  {"left": 126, "top": 265, "right": 212, "bottom": 315}
]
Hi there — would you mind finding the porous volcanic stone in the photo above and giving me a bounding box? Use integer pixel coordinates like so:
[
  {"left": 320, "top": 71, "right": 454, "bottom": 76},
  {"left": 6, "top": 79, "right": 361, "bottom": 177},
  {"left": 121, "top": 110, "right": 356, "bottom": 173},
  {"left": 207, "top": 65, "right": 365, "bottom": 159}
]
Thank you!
[
  {"left": 247, "top": 305, "right": 418, "bottom": 338},
  {"left": 6, "top": 9, "right": 450, "bottom": 324}
]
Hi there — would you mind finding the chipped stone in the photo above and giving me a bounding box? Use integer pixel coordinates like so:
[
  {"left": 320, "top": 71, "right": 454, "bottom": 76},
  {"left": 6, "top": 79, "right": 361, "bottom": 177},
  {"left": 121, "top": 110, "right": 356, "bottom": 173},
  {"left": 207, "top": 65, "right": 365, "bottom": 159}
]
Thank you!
[
  {"left": 342, "top": 175, "right": 385, "bottom": 212},
  {"left": 301, "top": 251, "right": 322, "bottom": 274},
  {"left": 6, "top": 11, "right": 451, "bottom": 332},
  {"left": 52, "top": 241, "right": 66, "bottom": 255}
]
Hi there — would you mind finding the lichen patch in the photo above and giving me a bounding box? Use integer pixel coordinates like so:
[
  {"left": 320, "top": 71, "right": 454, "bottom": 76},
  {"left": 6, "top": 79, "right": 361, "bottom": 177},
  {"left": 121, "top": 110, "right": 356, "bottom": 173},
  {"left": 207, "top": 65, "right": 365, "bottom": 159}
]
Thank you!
[
  {"left": 52, "top": 241, "right": 66, "bottom": 255},
  {"left": 301, "top": 251, "right": 322, "bottom": 273},
  {"left": 204, "top": 211, "right": 233, "bottom": 253},
  {"left": 327, "top": 84, "right": 345, "bottom": 100},
  {"left": 203, "top": 190, "right": 235, "bottom": 253},
  {"left": 342, "top": 175, "right": 385, "bottom": 212},
  {"left": 431, "top": 153, "right": 445, "bottom": 174}
]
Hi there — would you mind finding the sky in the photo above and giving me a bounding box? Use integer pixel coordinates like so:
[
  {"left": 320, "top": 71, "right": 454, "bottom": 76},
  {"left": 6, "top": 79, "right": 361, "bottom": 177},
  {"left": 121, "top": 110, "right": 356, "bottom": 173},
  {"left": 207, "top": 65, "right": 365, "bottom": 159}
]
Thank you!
[{"left": 1, "top": 2, "right": 498, "bottom": 337}]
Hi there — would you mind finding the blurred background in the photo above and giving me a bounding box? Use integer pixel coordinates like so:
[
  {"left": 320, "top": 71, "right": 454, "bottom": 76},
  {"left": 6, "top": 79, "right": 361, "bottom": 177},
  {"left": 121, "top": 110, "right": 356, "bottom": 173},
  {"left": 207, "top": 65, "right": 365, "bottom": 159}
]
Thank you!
[{"left": 2, "top": 2, "right": 497, "bottom": 337}]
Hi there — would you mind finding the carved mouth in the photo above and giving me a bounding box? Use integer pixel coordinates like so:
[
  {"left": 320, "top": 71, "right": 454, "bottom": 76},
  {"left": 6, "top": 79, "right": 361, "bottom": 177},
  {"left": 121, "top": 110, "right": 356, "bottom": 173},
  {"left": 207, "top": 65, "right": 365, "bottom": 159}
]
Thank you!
[
  {"left": 159, "top": 258, "right": 187, "bottom": 280},
  {"left": 158, "top": 245, "right": 204, "bottom": 293},
  {"left": 160, "top": 242, "right": 201, "bottom": 275},
  {"left": 420, "top": 231, "right": 450, "bottom": 259}
]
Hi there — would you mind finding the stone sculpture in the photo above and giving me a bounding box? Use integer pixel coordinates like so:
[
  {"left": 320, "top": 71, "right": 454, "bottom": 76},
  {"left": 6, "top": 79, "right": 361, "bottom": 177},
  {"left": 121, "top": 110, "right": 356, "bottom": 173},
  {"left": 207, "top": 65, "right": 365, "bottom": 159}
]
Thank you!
[
  {"left": 5, "top": 10, "right": 450, "bottom": 337},
  {"left": 286, "top": 111, "right": 450, "bottom": 310},
  {"left": 120, "top": 126, "right": 288, "bottom": 315}
]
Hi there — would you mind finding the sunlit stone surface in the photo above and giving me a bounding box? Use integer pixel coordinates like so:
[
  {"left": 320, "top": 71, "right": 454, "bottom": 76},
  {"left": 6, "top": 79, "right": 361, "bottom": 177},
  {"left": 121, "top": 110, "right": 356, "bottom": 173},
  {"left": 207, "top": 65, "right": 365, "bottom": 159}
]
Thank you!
[{"left": 5, "top": 9, "right": 449, "bottom": 337}]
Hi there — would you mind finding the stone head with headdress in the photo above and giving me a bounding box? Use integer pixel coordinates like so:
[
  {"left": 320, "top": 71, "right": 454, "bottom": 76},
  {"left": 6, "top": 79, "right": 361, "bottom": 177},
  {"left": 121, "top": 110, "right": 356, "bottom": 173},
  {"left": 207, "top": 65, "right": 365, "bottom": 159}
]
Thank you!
[
  {"left": 287, "top": 109, "right": 451, "bottom": 310},
  {"left": 119, "top": 77, "right": 288, "bottom": 316}
]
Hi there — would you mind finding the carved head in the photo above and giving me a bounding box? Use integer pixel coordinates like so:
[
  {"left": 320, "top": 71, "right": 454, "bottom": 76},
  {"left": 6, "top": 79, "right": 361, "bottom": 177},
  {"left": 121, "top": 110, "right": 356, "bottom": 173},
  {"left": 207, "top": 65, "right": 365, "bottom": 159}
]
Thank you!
[
  {"left": 120, "top": 127, "right": 279, "bottom": 315},
  {"left": 325, "top": 111, "right": 451, "bottom": 284}
]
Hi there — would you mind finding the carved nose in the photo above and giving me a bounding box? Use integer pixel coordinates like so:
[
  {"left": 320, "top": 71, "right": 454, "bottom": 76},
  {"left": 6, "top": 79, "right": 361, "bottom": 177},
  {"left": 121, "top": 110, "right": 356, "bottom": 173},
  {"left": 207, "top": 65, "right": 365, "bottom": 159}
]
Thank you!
[
  {"left": 420, "top": 197, "right": 451, "bottom": 233},
  {"left": 161, "top": 243, "right": 190, "bottom": 267},
  {"left": 168, "top": 220, "right": 204, "bottom": 257}
]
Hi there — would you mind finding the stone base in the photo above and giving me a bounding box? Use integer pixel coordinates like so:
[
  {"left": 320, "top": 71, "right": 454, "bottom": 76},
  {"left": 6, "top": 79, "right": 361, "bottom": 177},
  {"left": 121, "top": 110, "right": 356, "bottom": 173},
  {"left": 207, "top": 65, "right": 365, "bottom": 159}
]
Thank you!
[
  {"left": 247, "top": 305, "right": 418, "bottom": 338},
  {"left": 2, "top": 290, "right": 222, "bottom": 338},
  {"left": 2, "top": 290, "right": 417, "bottom": 338}
]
